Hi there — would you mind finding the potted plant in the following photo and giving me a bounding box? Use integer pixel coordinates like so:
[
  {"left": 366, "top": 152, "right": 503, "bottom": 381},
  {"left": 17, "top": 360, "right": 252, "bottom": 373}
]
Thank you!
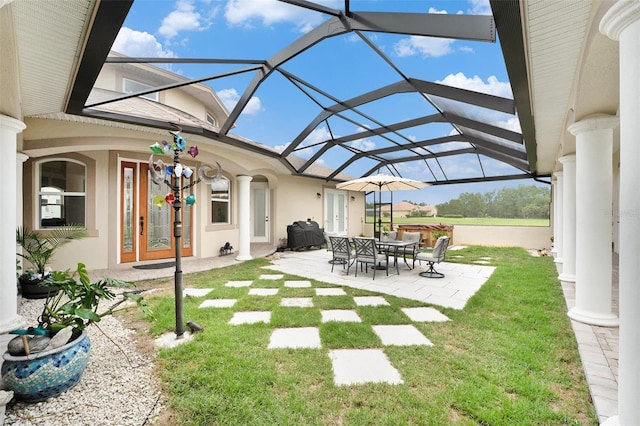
[
  {"left": 1, "top": 262, "right": 151, "bottom": 402},
  {"left": 16, "top": 225, "right": 87, "bottom": 299}
]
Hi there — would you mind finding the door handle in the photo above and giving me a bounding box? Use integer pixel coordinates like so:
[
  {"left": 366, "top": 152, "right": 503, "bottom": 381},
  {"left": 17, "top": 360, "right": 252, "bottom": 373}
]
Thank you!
[
  {"left": 140, "top": 216, "right": 144, "bottom": 235},
  {"left": 265, "top": 216, "right": 269, "bottom": 223}
]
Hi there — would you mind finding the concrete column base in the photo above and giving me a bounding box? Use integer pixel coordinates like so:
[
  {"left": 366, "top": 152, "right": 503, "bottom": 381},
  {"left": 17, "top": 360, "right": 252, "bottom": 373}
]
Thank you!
[
  {"left": 558, "top": 273, "right": 575, "bottom": 283},
  {"left": 0, "top": 314, "right": 26, "bottom": 335},
  {"left": 568, "top": 306, "right": 619, "bottom": 327},
  {"left": 554, "top": 258, "right": 563, "bottom": 274}
]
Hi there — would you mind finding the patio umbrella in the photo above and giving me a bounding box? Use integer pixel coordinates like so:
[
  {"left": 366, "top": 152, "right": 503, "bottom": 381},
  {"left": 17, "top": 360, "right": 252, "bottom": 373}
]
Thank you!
[
  {"left": 336, "top": 174, "right": 430, "bottom": 236},
  {"left": 336, "top": 173, "right": 429, "bottom": 192}
]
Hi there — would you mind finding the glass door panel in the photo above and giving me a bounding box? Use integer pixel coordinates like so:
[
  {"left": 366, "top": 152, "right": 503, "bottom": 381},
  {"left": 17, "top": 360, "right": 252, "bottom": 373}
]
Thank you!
[{"left": 120, "top": 162, "right": 137, "bottom": 263}]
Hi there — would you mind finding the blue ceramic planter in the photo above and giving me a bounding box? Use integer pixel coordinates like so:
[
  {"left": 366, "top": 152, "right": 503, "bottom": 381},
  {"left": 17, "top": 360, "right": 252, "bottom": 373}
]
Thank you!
[{"left": 1, "top": 330, "right": 90, "bottom": 402}]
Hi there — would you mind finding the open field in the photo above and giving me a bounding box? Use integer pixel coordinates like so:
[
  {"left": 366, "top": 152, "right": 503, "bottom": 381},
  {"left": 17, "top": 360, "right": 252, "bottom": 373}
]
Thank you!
[{"left": 368, "top": 216, "right": 550, "bottom": 227}]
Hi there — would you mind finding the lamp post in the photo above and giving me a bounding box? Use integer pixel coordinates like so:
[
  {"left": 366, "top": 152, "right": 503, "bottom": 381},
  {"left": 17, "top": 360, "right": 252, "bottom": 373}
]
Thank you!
[{"left": 148, "top": 127, "right": 221, "bottom": 338}]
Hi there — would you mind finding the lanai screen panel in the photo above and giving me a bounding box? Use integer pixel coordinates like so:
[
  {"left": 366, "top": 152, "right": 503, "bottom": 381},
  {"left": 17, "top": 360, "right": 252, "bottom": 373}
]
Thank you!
[{"left": 73, "top": 0, "right": 541, "bottom": 185}]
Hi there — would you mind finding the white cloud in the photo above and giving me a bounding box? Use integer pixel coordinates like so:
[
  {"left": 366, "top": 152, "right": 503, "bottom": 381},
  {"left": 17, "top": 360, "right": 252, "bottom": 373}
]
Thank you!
[
  {"left": 159, "top": 0, "right": 208, "bottom": 39},
  {"left": 274, "top": 127, "right": 331, "bottom": 157},
  {"left": 468, "top": 0, "right": 492, "bottom": 15},
  {"left": 216, "top": 88, "right": 263, "bottom": 115},
  {"left": 113, "top": 27, "right": 176, "bottom": 58},
  {"left": 350, "top": 138, "right": 376, "bottom": 151},
  {"left": 394, "top": 36, "right": 455, "bottom": 58},
  {"left": 274, "top": 142, "right": 316, "bottom": 160},
  {"left": 436, "top": 72, "right": 512, "bottom": 98},
  {"left": 303, "top": 127, "right": 332, "bottom": 146},
  {"left": 348, "top": 126, "right": 376, "bottom": 151},
  {"left": 428, "top": 7, "right": 448, "bottom": 14},
  {"left": 496, "top": 116, "right": 522, "bottom": 132},
  {"left": 224, "top": 0, "right": 335, "bottom": 32}
]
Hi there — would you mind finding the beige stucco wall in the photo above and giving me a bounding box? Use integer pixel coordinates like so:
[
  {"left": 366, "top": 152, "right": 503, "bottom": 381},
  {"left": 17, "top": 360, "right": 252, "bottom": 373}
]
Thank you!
[
  {"left": 273, "top": 176, "right": 329, "bottom": 242},
  {"left": 164, "top": 90, "right": 207, "bottom": 121},
  {"left": 453, "top": 225, "right": 553, "bottom": 249}
]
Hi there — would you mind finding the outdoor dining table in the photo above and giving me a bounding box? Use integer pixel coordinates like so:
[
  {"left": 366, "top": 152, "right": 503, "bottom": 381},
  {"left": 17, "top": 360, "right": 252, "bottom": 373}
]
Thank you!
[{"left": 375, "top": 239, "right": 420, "bottom": 275}]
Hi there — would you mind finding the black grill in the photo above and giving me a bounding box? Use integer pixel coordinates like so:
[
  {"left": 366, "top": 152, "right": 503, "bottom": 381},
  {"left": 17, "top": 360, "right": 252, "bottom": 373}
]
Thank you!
[{"left": 287, "top": 220, "right": 325, "bottom": 250}]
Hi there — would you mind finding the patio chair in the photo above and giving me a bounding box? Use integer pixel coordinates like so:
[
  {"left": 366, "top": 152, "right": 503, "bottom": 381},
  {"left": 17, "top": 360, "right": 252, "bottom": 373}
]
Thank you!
[
  {"left": 352, "top": 237, "right": 389, "bottom": 280},
  {"left": 396, "top": 231, "right": 423, "bottom": 269},
  {"left": 415, "top": 236, "right": 450, "bottom": 278},
  {"left": 324, "top": 231, "right": 339, "bottom": 264},
  {"left": 328, "top": 236, "right": 355, "bottom": 274}
]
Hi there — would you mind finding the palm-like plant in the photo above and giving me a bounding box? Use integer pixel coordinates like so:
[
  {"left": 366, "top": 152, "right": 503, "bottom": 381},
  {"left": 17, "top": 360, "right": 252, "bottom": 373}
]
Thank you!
[
  {"left": 40, "top": 263, "right": 151, "bottom": 333},
  {"left": 16, "top": 225, "right": 87, "bottom": 279}
]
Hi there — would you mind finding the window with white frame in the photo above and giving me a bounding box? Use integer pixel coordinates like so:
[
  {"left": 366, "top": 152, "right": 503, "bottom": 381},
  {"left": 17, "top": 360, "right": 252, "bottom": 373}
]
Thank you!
[
  {"left": 206, "top": 112, "right": 216, "bottom": 126},
  {"left": 38, "top": 160, "right": 86, "bottom": 228},
  {"left": 211, "top": 177, "right": 230, "bottom": 224},
  {"left": 123, "top": 78, "right": 158, "bottom": 101}
]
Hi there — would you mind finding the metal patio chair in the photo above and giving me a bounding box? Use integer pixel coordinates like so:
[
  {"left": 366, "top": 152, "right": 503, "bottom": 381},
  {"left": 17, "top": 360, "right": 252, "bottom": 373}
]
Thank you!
[
  {"left": 352, "top": 237, "right": 389, "bottom": 280},
  {"left": 415, "top": 236, "right": 450, "bottom": 278},
  {"left": 328, "top": 236, "right": 355, "bottom": 274}
]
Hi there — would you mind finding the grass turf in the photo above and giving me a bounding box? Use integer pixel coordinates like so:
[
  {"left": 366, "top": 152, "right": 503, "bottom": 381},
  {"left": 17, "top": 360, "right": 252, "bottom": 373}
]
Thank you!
[{"left": 137, "top": 247, "right": 597, "bottom": 425}]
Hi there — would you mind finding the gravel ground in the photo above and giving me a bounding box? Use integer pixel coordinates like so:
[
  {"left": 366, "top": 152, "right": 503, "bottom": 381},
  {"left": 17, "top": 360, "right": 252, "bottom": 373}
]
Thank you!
[{"left": 3, "top": 298, "right": 163, "bottom": 426}]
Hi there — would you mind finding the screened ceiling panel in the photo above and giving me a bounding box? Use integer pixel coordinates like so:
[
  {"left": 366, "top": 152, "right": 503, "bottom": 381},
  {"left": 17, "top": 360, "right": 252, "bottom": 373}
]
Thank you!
[{"left": 69, "top": 0, "right": 544, "bottom": 186}]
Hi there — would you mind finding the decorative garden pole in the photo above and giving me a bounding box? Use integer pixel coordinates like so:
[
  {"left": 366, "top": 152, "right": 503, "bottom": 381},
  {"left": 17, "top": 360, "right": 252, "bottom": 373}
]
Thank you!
[
  {"left": 148, "top": 127, "right": 221, "bottom": 339},
  {"left": 171, "top": 146, "right": 185, "bottom": 337}
]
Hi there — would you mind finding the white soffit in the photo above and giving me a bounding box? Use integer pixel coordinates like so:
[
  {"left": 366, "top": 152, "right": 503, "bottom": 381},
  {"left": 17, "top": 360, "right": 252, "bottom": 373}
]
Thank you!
[
  {"left": 524, "top": 0, "right": 594, "bottom": 173},
  {"left": 12, "top": 0, "right": 95, "bottom": 117}
]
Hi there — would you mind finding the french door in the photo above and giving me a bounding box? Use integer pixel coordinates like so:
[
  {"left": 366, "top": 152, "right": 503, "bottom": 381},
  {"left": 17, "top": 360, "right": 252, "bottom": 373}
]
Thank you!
[
  {"left": 324, "top": 189, "right": 348, "bottom": 235},
  {"left": 120, "top": 161, "right": 193, "bottom": 263},
  {"left": 250, "top": 182, "right": 270, "bottom": 243}
]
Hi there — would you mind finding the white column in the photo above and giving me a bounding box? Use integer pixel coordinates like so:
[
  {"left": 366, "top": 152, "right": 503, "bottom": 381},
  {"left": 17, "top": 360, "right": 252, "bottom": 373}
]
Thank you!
[
  {"left": 16, "top": 152, "right": 28, "bottom": 229},
  {"left": 558, "top": 155, "right": 576, "bottom": 284},
  {"left": 0, "top": 115, "right": 26, "bottom": 333},
  {"left": 601, "top": 3, "right": 640, "bottom": 424},
  {"left": 236, "top": 175, "right": 253, "bottom": 261},
  {"left": 550, "top": 176, "right": 558, "bottom": 257},
  {"left": 553, "top": 172, "right": 564, "bottom": 271},
  {"left": 568, "top": 115, "right": 619, "bottom": 327}
]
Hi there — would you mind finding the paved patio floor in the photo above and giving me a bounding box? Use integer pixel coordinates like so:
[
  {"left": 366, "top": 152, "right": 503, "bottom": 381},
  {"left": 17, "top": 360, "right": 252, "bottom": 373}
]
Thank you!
[{"left": 267, "top": 248, "right": 496, "bottom": 309}]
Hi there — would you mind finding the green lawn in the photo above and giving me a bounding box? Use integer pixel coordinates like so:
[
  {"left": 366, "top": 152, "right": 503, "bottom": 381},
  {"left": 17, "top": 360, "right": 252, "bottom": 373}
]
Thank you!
[
  {"left": 139, "top": 247, "right": 595, "bottom": 425},
  {"left": 369, "top": 217, "right": 550, "bottom": 227}
]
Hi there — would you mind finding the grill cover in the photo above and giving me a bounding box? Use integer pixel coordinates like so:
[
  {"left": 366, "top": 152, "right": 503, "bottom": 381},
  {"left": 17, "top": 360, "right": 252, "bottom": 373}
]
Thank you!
[{"left": 287, "top": 220, "right": 325, "bottom": 249}]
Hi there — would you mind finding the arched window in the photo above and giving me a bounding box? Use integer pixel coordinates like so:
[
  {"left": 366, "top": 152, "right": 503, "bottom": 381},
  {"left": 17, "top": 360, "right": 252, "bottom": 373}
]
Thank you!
[
  {"left": 37, "top": 160, "right": 86, "bottom": 228},
  {"left": 211, "top": 176, "right": 230, "bottom": 224}
]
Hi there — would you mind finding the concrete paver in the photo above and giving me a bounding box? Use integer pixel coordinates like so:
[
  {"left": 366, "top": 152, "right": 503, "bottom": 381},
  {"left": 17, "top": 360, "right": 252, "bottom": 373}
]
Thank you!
[
  {"left": 284, "top": 280, "right": 312, "bottom": 288},
  {"left": 329, "top": 349, "right": 403, "bottom": 385},
  {"left": 372, "top": 325, "right": 433, "bottom": 346},
  {"left": 249, "top": 288, "right": 279, "bottom": 296},
  {"left": 225, "top": 280, "right": 253, "bottom": 287},
  {"left": 280, "top": 297, "right": 314, "bottom": 307},
  {"left": 199, "top": 299, "right": 237, "bottom": 308},
  {"left": 353, "top": 296, "right": 389, "bottom": 306},
  {"left": 268, "top": 327, "right": 321, "bottom": 349},
  {"left": 229, "top": 311, "right": 271, "bottom": 325},
  {"left": 401, "top": 307, "right": 450, "bottom": 322},
  {"left": 183, "top": 288, "right": 213, "bottom": 297},
  {"left": 315, "top": 288, "right": 346, "bottom": 296}
]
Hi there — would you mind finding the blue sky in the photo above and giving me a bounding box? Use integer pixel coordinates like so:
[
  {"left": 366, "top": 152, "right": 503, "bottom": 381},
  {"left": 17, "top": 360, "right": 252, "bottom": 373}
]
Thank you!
[{"left": 112, "top": 0, "right": 548, "bottom": 206}]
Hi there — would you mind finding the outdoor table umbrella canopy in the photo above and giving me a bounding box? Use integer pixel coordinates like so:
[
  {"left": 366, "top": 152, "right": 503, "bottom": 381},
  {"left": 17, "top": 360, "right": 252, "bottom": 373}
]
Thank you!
[
  {"left": 336, "top": 174, "right": 430, "bottom": 192},
  {"left": 336, "top": 174, "right": 430, "bottom": 236}
]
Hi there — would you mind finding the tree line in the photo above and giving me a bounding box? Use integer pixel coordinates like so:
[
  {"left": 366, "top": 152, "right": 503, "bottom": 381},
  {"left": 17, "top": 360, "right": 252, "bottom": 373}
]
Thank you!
[{"left": 435, "top": 184, "right": 550, "bottom": 218}]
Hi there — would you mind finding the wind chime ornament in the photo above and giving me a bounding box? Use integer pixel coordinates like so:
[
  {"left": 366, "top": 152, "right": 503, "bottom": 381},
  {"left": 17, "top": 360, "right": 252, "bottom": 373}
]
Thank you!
[
  {"left": 147, "top": 131, "right": 222, "bottom": 207},
  {"left": 147, "top": 126, "right": 222, "bottom": 338}
]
